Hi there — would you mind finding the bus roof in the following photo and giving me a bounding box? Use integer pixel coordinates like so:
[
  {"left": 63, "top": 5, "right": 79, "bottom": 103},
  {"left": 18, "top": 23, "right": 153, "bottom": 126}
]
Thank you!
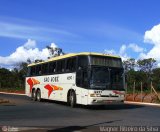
[{"left": 28, "top": 52, "right": 121, "bottom": 67}]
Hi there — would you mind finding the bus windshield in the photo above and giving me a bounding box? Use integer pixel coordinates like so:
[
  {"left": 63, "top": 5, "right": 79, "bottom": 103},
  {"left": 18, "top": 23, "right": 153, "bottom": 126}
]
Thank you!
[
  {"left": 90, "top": 67, "right": 109, "bottom": 85},
  {"left": 90, "top": 66, "right": 124, "bottom": 90},
  {"left": 110, "top": 68, "right": 124, "bottom": 90}
]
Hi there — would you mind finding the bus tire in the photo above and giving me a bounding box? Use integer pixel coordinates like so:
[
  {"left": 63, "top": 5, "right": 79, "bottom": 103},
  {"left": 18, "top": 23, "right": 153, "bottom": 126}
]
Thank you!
[
  {"left": 31, "top": 89, "right": 37, "bottom": 101},
  {"left": 69, "top": 91, "right": 76, "bottom": 108},
  {"left": 36, "top": 89, "right": 41, "bottom": 102}
]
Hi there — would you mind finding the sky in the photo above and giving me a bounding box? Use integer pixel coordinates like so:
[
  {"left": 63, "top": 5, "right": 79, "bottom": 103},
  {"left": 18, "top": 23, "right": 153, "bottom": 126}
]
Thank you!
[{"left": 1, "top": 0, "right": 160, "bottom": 68}]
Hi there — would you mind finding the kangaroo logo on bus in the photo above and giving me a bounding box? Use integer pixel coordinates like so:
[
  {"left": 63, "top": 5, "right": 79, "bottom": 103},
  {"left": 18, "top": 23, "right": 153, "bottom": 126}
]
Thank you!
[
  {"left": 44, "top": 84, "right": 63, "bottom": 98},
  {"left": 27, "top": 78, "right": 40, "bottom": 93}
]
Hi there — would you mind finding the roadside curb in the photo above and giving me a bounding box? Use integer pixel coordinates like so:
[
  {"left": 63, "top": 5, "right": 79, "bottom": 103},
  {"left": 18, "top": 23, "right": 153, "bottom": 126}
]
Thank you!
[
  {"left": 125, "top": 101, "right": 160, "bottom": 107},
  {"left": 0, "top": 92, "right": 25, "bottom": 96}
]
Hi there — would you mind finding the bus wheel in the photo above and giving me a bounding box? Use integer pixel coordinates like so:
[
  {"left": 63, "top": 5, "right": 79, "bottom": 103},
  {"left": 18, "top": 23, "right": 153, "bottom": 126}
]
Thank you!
[
  {"left": 31, "top": 89, "right": 37, "bottom": 101},
  {"left": 36, "top": 90, "right": 41, "bottom": 102},
  {"left": 69, "top": 91, "right": 76, "bottom": 108}
]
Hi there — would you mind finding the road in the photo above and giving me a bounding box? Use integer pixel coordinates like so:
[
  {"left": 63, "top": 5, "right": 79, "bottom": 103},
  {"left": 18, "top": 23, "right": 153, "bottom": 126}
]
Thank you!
[{"left": 0, "top": 93, "right": 160, "bottom": 132}]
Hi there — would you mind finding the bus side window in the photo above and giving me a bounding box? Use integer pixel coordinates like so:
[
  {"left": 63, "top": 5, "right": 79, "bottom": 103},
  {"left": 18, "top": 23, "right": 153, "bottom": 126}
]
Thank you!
[
  {"left": 31, "top": 66, "right": 36, "bottom": 76},
  {"left": 49, "top": 62, "right": 56, "bottom": 74},
  {"left": 82, "top": 69, "right": 88, "bottom": 87},
  {"left": 36, "top": 65, "right": 41, "bottom": 75},
  {"left": 76, "top": 68, "right": 88, "bottom": 88},
  {"left": 76, "top": 56, "right": 89, "bottom": 88},
  {"left": 66, "top": 57, "right": 76, "bottom": 72},
  {"left": 42, "top": 63, "right": 48, "bottom": 75},
  {"left": 77, "top": 56, "right": 88, "bottom": 69},
  {"left": 27, "top": 67, "right": 31, "bottom": 76},
  {"left": 57, "top": 60, "right": 65, "bottom": 73},
  {"left": 76, "top": 69, "right": 82, "bottom": 87}
]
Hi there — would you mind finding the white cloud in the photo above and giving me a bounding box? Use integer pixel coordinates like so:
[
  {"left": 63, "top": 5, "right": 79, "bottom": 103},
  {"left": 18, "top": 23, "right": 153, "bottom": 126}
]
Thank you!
[
  {"left": 50, "top": 43, "right": 58, "bottom": 49},
  {"left": 119, "top": 45, "right": 129, "bottom": 61},
  {"left": 139, "top": 45, "right": 160, "bottom": 60},
  {"left": 104, "top": 45, "right": 129, "bottom": 61},
  {"left": 119, "top": 44, "right": 127, "bottom": 55},
  {"left": 104, "top": 43, "right": 144, "bottom": 61},
  {"left": 144, "top": 24, "right": 160, "bottom": 45},
  {"left": 104, "top": 49, "right": 116, "bottom": 55},
  {"left": 103, "top": 23, "right": 160, "bottom": 66},
  {"left": 0, "top": 39, "right": 59, "bottom": 67},
  {"left": 0, "top": 21, "right": 77, "bottom": 41},
  {"left": 141, "top": 23, "right": 160, "bottom": 65},
  {"left": 24, "top": 39, "right": 36, "bottom": 49},
  {"left": 128, "top": 43, "right": 144, "bottom": 53}
]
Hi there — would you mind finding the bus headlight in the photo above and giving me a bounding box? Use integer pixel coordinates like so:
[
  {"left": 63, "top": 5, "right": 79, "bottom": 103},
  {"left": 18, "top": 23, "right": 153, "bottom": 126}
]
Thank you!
[{"left": 90, "top": 93, "right": 101, "bottom": 97}]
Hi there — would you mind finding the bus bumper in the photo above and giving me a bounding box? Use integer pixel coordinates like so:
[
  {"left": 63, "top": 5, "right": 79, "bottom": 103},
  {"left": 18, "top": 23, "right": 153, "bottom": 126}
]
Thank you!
[{"left": 87, "top": 97, "right": 124, "bottom": 105}]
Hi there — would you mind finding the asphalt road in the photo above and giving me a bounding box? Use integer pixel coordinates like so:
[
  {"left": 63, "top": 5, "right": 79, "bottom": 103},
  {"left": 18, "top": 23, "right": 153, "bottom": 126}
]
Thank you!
[{"left": 0, "top": 93, "right": 160, "bottom": 132}]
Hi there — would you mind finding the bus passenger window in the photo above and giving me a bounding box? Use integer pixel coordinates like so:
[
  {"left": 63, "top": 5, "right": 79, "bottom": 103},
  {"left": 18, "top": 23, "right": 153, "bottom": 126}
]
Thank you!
[
  {"left": 57, "top": 60, "right": 65, "bottom": 73},
  {"left": 66, "top": 58, "right": 76, "bottom": 72},
  {"left": 42, "top": 63, "right": 48, "bottom": 75},
  {"left": 49, "top": 62, "right": 56, "bottom": 74},
  {"left": 77, "top": 56, "right": 88, "bottom": 69},
  {"left": 27, "top": 67, "right": 31, "bottom": 76},
  {"left": 31, "top": 66, "right": 36, "bottom": 76},
  {"left": 76, "top": 68, "right": 89, "bottom": 88},
  {"left": 36, "top": 65, "right": 41, "bottom": 75}
]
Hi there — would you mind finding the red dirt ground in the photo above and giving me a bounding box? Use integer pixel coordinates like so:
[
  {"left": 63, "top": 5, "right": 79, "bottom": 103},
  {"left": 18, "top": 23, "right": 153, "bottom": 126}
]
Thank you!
[
  {"left": 125, "top": 93, "right": 159, "bottom": 103},
  {"left": 0, "top": 89, "right": 25, "bottom": 94}
]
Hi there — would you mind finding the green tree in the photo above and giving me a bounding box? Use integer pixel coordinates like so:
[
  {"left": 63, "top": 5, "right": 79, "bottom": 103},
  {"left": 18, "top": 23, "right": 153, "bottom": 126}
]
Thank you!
[
  {"left": 0, "top": 62, "right": 28, "bottom": 90},
  {"left": 13, "top": 62, "right": 28, "bottom": 89},
  {"left": 137, "top": 58, "right": 157, "bottom": 79},
  {"left": 123, "top": 58, "right": 136, "bottom": 88},
  {"left": 0, "top": 68, "right": 13, "bottom": 88},
  {"left": 18, "top": 62, "right": 28, "bottom": 89},
  {"left": 137, "top": 58, "right": 156, "bottom": 72},
  {"left": 152, "top": 68, "right": 160, "bottom": 91},
  {"left": 136, "top": 58, "right": 157, "bottom": 90},
  {"left": 123, "top": 58, "right": 136, "bottom": 72}
]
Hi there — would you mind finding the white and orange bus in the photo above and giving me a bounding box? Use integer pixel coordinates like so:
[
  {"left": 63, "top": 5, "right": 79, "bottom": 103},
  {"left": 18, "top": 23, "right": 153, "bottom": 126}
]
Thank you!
[{"left": 25, "top": 52, "right": 125, "bottom": 107}]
